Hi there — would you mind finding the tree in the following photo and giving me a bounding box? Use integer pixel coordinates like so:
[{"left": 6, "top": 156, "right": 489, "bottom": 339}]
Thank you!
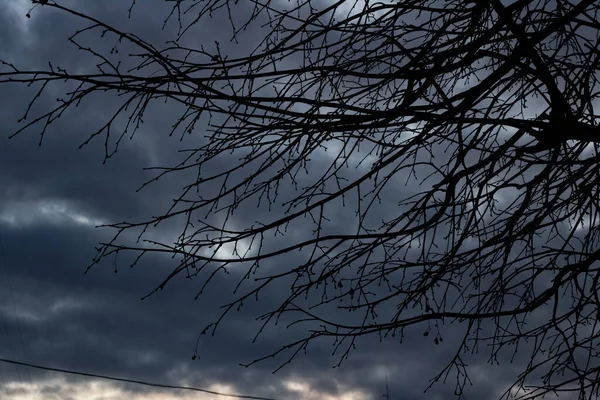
[{"left": 4, "top": 0, "right": 600, "bottom": 398}]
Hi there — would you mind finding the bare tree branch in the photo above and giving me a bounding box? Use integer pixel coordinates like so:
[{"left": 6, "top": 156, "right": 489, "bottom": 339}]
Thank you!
[{"left": 5, "top": 0, "right": 600, "bottom": 398}]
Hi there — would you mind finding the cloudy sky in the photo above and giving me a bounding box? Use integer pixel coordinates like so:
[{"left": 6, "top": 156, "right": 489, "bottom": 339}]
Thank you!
[{"left": 0, "top": 1, "right": 587, "bottom": 400}]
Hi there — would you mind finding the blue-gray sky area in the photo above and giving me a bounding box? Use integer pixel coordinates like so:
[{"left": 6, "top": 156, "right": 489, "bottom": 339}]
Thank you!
[{"left": 0, "top": 1, "right": 590, "bottom": 400}]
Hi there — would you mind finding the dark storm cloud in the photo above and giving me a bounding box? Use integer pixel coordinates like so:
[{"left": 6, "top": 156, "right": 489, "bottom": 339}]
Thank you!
[{"left": 0, "top": 1, "right": 562, "bottom": 400}]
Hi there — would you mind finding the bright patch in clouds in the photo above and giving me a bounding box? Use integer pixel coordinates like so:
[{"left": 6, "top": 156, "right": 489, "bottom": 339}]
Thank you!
[
  {"left": 2, "top": 376, "right": 372, "bottom": 400},
  {"left": 136, "top": 217, "right": 257, "bottom": 263},
  {"left": 2, "top": 378, "right": 251, "bottom": 400},
  {"left": 1, "top": 0, "right": 33, "bottom": 39},
  {"left": 329, "top": 0, "right": 396, "bottom": 21},
  {"left": 0, "top": 199, "right": 105, "bottom": 228},
  {"left": 283, "top": 378, "right": 370, "bottom": 400}
]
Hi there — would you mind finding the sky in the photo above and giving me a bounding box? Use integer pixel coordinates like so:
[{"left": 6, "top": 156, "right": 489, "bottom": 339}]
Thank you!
[{"left": 0, "top": 1, "right": 589, "bottom": 400}]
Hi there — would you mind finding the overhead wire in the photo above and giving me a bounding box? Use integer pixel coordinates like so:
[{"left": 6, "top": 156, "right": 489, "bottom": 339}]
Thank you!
[{"left": 0, "top": 357, "right": 282, "bottom": 400}]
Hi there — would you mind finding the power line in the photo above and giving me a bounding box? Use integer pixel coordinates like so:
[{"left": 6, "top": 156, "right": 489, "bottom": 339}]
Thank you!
[{"left": 0, "top": 357, "right": 281, "bottom": 400}]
